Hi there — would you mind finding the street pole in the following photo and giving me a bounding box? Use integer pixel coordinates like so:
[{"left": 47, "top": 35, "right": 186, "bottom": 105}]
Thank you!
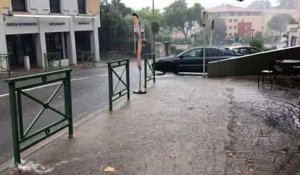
[
  {"left": 152, "top": 0, "right": 154, "bottom": 14},
  {"left": 210, "top": 30, "right": 213, "bottom": 46},
  {"left": 152, "top": 0, "right": 155, "bottom": 54},
  {"left": 203, "top": 26, "right": 206, "bottom": 77},
  {"left": 202, "top": 10, "right": 208, "bottom": 78}
]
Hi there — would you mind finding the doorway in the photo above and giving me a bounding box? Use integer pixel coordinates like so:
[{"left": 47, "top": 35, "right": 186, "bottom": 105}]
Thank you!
[{"left": 6, "top": 34, "right": 37, "bottom": 69}]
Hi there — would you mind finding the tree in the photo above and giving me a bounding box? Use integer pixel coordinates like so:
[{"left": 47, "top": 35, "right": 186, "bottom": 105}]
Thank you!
[
  {"left": 164, "top": 0, "right": 188, "bottom": 41},
  {"left": 134, "top": 7, "right": 163, "bottom": 24},
  {"left": 99, "top": 0, "right": 133, "bottom": 52},
  {"left": 276, "top": 0, "right": 297, "bottom": 9},
  {"left": 249, "top": 38, "right": 264, "bottom": 50},
  {"left": 164, "top": 0, "right": 204, "bottom": 42},
  {"left": 255, "top": 31, "right": 263, "bottom": 39},
  {"left": 248, "top": 0, "right": 271, "bottom": 10},
  {"left": 267, "top": 14, "right": 296, "bottom": 33},
  {"left": 187, "top": 3, "right": 204, "bottom": 26}
]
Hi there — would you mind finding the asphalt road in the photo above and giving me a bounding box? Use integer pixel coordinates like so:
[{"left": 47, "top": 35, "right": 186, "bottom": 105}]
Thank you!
[{"left": 0, "top": 61, "right": 147, "bottom": 164}]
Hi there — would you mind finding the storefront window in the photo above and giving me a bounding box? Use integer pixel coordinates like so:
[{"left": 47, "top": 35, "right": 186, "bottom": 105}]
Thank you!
[
  {"left": 11, "top": 0, "right": 26, "bottom": 12},
  {"left": 78, "top": 0, "right": 86, "bottom": 14},
  {"left": 50, "top": 0, "right": 61, "bottom": 13}
]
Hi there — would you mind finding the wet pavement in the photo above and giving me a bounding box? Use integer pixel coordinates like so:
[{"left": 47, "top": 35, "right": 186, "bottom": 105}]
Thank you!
[{"left": 2, "top": 74, "right": 300, "bottom": 175}]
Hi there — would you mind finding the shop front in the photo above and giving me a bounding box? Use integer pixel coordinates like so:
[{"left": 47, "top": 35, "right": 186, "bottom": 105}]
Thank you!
[
  {"left": 1, "top": 14, "right": 100, "bottom": 70},
  {"left": 6, "top": 34, "right": 37, "bottom": 69},
  {"left": 75, "top": 31, "right": 91, "bottom": 60}
]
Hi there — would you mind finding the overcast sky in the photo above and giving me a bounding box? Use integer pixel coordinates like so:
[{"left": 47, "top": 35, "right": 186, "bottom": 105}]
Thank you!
[{"left": 121, "top": 0, "right": 278, "bottom": 10}]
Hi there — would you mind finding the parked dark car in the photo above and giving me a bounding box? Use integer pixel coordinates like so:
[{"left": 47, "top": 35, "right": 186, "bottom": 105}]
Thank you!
[
  {"left": 154, "top": 47, "right": 239, "bottom": 74},
  {"left": 227, "top": 46, "right": 262, "bottom": 55}
]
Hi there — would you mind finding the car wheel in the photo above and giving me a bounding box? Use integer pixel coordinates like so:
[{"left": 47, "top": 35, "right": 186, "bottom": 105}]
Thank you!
[{"left": 162, "top": 63, "right": 177, "bottom": 74}]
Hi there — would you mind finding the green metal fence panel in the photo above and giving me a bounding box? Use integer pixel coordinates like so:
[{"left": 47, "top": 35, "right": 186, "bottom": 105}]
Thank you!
[
  {"left": 144, "top": 53, "right": 156, "bottom": 89},
  {"left": 81, "top": 51, "right": 96, "bottom": 68},
  {"left": 107, "top": 58, "right": 130, "bottom": 111},
  {"left": 0, "top": 54, "right": 10, "bottom": 78},
  {"left": 5, "top": 69, "right": 73, "bottom": 167},
  {"left": 44, "top": 52, "right": 62, "bottom": 72}
]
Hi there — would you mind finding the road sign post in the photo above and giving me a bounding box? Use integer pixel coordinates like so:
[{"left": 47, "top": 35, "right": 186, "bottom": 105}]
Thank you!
[{"left": 201, "top": 10, "right": 208, "bottom": 78}]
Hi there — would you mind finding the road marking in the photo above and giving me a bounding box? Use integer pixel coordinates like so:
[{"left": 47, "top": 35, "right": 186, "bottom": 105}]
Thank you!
[
  {"left": 0, "top": 94, "right": 8, "bottom": 98},
  {"left": 0, "top": 75, "right": 101, "bottom": 98},
  {"left": 71, "top": 77, "right": 90, "bottom": 82},
  {"left": 25, "top": 82, "right": 61, "bottom": 91},
  {"left": 94, "top": 74, "right": 108, "bottom": 77},
  {"left": 0, "top": 73, "right": 123, "bottom": 98}
]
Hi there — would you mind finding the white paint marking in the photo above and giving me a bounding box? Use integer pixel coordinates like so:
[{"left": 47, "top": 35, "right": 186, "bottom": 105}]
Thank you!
[
  {"left": 94, "top": 74, "right": 108, "bottom": 77},
  {"left": 0, "top": 76, "right": 98, "bottom": 98},
  {"left": 0, "top": 93, "right": 8, "bottom": 98},
  {"left": 71, "top": 77, "right": 90, "bottom": 82}
]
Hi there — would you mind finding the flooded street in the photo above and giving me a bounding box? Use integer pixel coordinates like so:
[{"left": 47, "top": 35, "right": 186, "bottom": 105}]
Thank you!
[
  {"left": 224, "top": 78, "right": 300, "bottom": 175},
  {"left": 3, "top": 75, "right": 300, "bottom": 175}
]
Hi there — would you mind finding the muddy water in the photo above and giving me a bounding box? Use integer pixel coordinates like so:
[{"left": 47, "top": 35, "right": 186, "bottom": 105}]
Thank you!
[{"left": 224, "top": 79, "right": 300, "bottom": 175}]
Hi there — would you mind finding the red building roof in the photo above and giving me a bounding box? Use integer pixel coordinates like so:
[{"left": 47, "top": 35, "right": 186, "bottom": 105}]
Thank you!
[{"left": 208, "top": 4, "right": 260, "bottom": 13}]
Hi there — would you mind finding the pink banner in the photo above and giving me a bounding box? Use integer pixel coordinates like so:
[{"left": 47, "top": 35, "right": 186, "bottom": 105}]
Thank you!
[{"left": 133, "top": 14, "right": 142, "bottom": 71}]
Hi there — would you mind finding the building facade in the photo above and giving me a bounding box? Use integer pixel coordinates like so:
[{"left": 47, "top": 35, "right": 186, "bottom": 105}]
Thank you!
[
  {"left": 0, "top": 0, "right": 100, "bottom": 69},
  {"left": 208, "top": 5, "right": 263, "bottom": 41},
  {"left": 237, "top": 22, "right": 252, "bottom": 38}
]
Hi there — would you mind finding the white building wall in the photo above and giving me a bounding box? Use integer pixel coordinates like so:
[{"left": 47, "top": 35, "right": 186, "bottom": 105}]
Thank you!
[
  {"left": 1, "top": 0, "right": 101, "bottom": 69},
  {"left": 61, "top": 0, "right": 78, "bottom": 15},
  {"left": 0, "top": 17, "right": 8, "bottom": 71},
  {"left": 91, "top": 18, "right": 100, "bottom": 61},
  {"left": 27, "top": 0, "right": 50, "bottom": 14},
  {"left": 0, "top": 16, "right": 7, "bottom": 54}
]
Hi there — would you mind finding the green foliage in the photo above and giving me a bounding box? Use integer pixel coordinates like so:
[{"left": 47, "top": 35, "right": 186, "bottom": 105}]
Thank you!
[
  {"left": 164, "top": 0, "right": 188, "bottom": 32},
  {"left": 164, "top": 0, "right": 204, "bottom": 41},
  {"left": 134, "top": 7, "right": 163, "bottom": 24},
  {"left": 289, "top": 18, "right": 298, "bottom": 24},
  {"left": 276, "top": 0, "right": 297, "bottom": 9},
  {"left": 186, "top": 3, "right": 204, "bottom": 26},
  {"left": 248, "top": 0, "right": 271, "bottom": 10},
  {"left": 100, "top": 0, "right": 133, "bottom": 52},
  {"left": 267, "top": 14, "right": 296, "bottom": 32},
  {"left": 255, "top": 31, "right": 263, "bottom": 39},
  {"left": 151, "top": 21, "right": 160, "bottom": 33},
  {"left": 249, "top": 38, "right": 264, "bottom": 50}
]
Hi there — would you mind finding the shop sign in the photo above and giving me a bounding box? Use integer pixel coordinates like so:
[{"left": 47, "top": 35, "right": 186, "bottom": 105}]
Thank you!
[
  {"left": 78, "top": 22, "right": 90, "bottom": 25},
  {"left": 6, "top": 22, "right": 37, "bottom": 27},
  {"left": 49, "top": 22, "right": 66, "bottom": 26}
]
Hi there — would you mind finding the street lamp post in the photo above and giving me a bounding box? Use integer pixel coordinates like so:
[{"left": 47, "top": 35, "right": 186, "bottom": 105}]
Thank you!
[
  {"left": 152, "top": 0, "right": 155, "bottom": 54},
  {"left": 251, "top": 29, "right": 255, "bottom": 38},
  {"left": 201, "top": 10, "right": 208, "bottom": 78}
]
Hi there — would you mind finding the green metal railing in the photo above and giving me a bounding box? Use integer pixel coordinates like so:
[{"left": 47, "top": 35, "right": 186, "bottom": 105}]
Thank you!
[
  {"left": 81, "top": 51, "right": 96, "bottom": 68},
  {"left": 144, "top": 53, "right": 156, "bottom": 89},
  {"left": 5, "top": 69, "right": 73, "bottom": 167},
  {"left": 0, "top": 54, "right": 10, "bottom": 77},
  {"left": 107, "top": 59, "right": 130, "bottom": 111},
  {"left": 44, "top": 52, "right": 62, "bottom": 72}
]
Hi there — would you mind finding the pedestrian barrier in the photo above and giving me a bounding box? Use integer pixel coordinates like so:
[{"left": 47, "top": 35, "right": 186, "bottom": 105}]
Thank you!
[
  {"left": 144, "top": 53, "right": 156, "bottom": 89},
  {"left": 107, "top": 58, "right": 130, "bottom": 111},
  {"left": 81, "top": 51, "right": 96, "bottom": 68},
  {"left": 0, "top": 54, "right": 10, "bottom": 78},
  {"left": 44, "top": 52, "right": 62, "bottom": 71},
  {"left": 5, "top": 69, "right": 73, "bottom": 166}
]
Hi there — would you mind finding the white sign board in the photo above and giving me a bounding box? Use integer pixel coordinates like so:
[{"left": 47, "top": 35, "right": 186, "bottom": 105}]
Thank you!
[{"left": 140, "top": 24, "right": 145, "bottom": 32}]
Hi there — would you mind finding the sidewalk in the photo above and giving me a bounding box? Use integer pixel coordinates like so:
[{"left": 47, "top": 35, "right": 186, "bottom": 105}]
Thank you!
[{"left": 2, "top": 75, "right": 300, "bottom": 175}]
